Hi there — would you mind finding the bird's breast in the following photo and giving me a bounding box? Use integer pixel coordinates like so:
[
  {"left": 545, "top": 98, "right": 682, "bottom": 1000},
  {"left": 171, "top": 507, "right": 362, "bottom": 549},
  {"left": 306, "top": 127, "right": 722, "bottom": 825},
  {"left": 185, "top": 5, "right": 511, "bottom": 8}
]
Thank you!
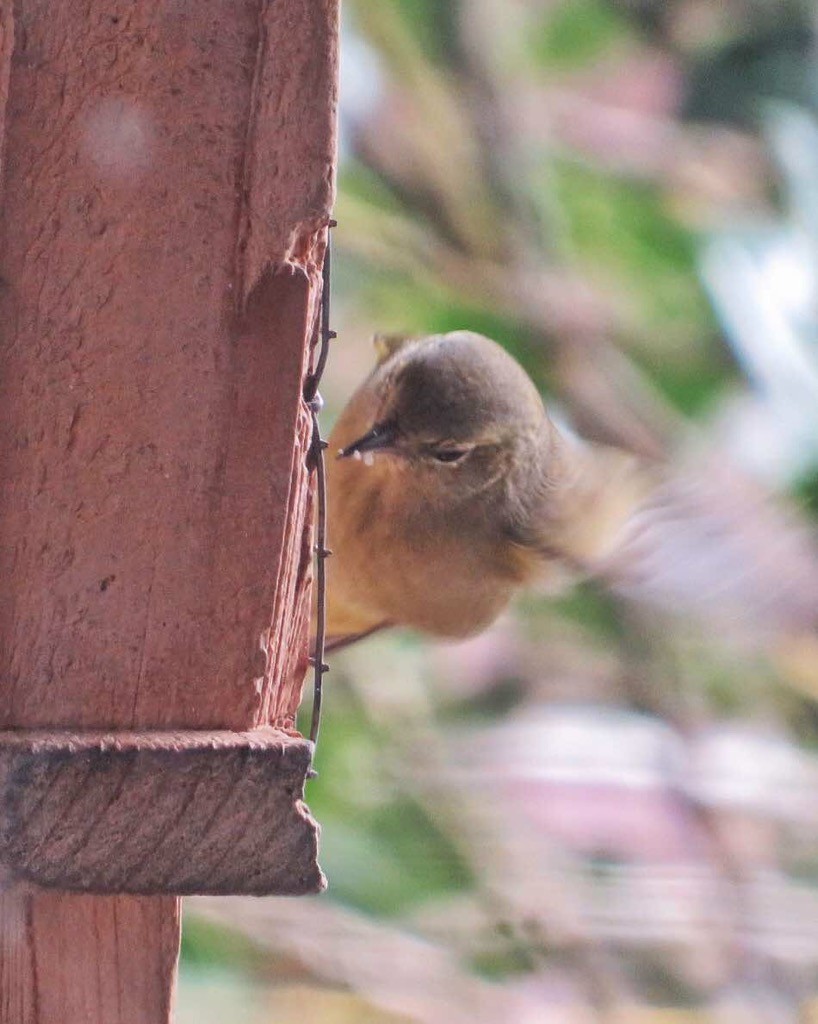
[{"left": 326, "top": 457, "right": 536, "bottom": 638}]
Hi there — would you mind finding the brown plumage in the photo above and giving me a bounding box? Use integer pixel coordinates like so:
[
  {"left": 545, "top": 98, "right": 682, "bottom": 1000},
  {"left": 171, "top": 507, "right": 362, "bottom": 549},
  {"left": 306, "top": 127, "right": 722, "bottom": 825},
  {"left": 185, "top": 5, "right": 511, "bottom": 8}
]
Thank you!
[
  {"left": 324, "top": 331, "right": 649, "bottom": 645},
  {"left": 319, "top": 327, "right": 818, "bottom": 708}
]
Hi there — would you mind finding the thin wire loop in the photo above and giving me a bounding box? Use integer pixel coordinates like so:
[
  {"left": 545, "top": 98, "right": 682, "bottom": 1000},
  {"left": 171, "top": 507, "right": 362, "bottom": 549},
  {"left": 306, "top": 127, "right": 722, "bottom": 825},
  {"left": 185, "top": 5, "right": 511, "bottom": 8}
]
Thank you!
[{"left": 305, "top": 221, "right": 336, "bottom": 749}]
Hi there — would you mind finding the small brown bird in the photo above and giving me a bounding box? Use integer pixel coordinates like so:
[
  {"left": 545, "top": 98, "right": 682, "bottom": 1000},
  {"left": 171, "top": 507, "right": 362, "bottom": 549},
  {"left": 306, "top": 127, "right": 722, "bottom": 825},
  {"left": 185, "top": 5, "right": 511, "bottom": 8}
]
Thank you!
[
  {"left": 324, "top": 330, "right": 650, "bottom": 648},
  {"left": 323, "top": 329, "right": 818, "bottom": 667}
]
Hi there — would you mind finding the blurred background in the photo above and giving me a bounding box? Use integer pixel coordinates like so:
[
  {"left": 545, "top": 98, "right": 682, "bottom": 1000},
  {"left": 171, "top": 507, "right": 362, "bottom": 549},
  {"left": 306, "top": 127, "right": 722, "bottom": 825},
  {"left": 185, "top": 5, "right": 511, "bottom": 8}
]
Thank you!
[{"left": 181, "top": 1, "right": 818, "bottom": 1020}]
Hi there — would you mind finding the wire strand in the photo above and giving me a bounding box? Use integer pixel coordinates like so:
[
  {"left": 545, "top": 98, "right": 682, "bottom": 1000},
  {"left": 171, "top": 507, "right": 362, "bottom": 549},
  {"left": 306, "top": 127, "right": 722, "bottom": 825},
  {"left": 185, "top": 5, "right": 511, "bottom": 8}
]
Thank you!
[{"left": 305, "top": 221, "right": 336, "bottom": 750}]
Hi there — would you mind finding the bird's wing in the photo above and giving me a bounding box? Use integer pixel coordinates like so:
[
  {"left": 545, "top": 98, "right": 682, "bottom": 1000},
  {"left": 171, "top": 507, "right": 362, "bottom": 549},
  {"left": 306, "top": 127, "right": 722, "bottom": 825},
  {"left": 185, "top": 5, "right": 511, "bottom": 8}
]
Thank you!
[{"left": 594, "top": 455, "right": 818, "bottom": 636}]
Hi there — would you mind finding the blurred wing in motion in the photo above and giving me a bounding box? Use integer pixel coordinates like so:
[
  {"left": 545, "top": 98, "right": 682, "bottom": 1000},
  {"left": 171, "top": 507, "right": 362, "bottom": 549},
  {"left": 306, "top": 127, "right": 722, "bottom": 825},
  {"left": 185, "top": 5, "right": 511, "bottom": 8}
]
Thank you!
[{"left": 594, "top": 454, "right": 818, "bottom": 642}]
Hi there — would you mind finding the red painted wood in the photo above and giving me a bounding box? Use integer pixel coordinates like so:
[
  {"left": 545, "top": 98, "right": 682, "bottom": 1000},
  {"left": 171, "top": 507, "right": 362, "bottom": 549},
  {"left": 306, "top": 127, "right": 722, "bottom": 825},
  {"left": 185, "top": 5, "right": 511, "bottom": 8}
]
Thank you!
[
  {"left": 0, "top": 0, "right": 338, "bottom": 1019},
  {"left": 0, "top": 893, "right": 180, "bottom": 1024},
  {"left": 0, "top": 729, "right": 325, "bottom": 895}
]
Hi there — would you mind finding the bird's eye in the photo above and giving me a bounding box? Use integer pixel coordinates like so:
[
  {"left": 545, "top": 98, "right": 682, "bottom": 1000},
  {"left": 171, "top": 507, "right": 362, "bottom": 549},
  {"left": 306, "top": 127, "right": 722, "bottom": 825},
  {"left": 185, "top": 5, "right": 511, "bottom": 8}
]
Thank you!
[{"left": 430, "top": 446, "right": 470, "bottom": 464}]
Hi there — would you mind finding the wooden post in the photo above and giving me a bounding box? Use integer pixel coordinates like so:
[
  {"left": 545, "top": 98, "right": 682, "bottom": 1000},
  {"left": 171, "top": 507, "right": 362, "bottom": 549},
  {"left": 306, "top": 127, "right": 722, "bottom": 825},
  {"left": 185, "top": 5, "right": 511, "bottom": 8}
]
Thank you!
[{"left": 0, "top": 1, "right": 338, "bottom": 1020}]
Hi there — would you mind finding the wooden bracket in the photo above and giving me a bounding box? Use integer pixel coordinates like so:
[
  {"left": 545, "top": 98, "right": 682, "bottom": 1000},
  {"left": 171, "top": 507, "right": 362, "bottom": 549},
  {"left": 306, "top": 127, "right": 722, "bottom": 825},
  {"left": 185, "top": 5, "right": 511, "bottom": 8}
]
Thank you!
[{"left": 0, "top": 728, "right": 325, "bottom": 896}]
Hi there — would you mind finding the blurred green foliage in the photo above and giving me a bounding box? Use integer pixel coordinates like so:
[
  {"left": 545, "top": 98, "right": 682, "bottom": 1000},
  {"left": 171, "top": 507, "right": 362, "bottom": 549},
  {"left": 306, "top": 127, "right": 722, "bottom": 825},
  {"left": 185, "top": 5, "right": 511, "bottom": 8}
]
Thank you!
[
  {"left": 530, "top": 0, "right": 630, "bottom": 69},
  {"left": 301, "top": 700, "right": 474, "bottom": 917}
]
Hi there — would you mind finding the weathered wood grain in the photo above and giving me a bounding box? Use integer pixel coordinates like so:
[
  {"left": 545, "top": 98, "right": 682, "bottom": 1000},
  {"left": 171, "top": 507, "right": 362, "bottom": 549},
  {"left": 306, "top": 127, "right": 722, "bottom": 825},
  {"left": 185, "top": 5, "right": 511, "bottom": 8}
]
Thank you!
[
  {"left": 0, "top": 729, "right": 325, "bottom": 895},
  {"left": 0, "top": 0, "right": 339, "bottom": 1020},
  {"left": 0, "top": 892, "right": 180, "bottom": 1024}
]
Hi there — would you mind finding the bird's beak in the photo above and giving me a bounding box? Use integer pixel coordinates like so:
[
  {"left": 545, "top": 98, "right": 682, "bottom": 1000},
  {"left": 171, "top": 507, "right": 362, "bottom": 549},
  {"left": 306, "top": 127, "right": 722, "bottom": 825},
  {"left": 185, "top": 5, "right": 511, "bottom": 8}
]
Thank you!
[{"left": 338, "top": 422, "right": 398, "bottom": 459}]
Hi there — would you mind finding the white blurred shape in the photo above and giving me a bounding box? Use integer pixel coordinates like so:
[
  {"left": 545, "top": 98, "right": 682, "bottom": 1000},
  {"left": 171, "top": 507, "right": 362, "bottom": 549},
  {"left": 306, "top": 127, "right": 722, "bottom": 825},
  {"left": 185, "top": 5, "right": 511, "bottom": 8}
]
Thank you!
[
  {"left": 689, "top": 727, "right": 818, "bottom": 823},
  {"left": 764, "top": 233, "right": 816, "bottom": 320},
  {"left": 459, "top": 705, "right": 685, "bottom": 790},
  {"left": 701, "top": 231, "right": 818, "bottom": 483},
  {"left": 700, "top": 106, "right": 818, "bottom": 485},
  {"left": 81, "top": 97, "right": 154, "bottom": 179},
  {"left": 339, "top": 26, "right": 383, "bottom": 159}
]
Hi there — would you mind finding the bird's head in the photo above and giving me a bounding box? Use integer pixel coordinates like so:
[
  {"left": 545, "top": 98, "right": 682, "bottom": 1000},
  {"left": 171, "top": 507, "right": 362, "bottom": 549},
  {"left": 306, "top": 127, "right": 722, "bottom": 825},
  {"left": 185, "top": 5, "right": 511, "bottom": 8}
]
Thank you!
[{"left": 336, "top": 331, "right": 552, "bottom": 497}]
